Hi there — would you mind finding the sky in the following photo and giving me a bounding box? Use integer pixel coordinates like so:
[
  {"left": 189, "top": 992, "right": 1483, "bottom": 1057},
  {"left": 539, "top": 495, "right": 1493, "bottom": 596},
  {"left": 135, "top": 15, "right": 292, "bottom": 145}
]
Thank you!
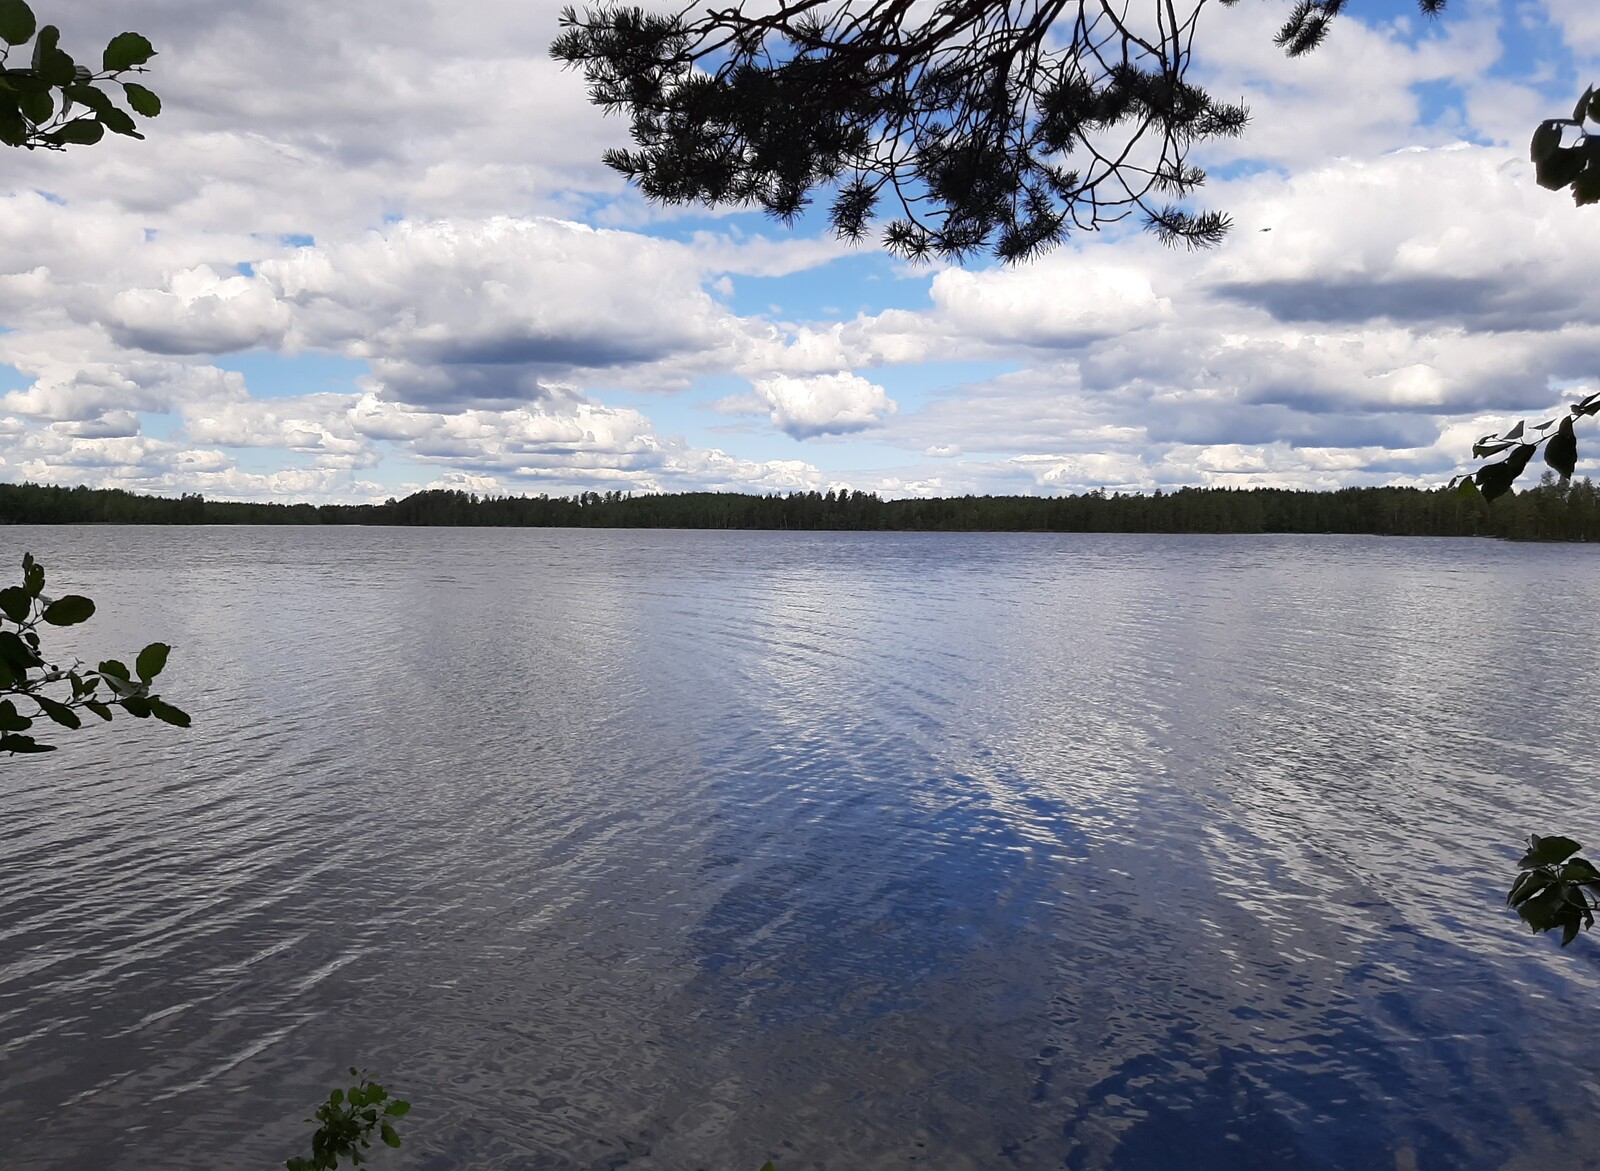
[{"left": 0, "top": 0, "right": 1596, "bottom": 503}]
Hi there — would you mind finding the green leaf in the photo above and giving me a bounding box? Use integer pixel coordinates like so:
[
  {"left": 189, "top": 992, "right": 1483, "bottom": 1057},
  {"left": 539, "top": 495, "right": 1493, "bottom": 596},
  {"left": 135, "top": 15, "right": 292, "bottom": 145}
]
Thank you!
[
  {"left": 16, "top": 85, "right": 49, "bottom": 124},
  {"left": 379, "top": 1124, "right": 400, "bottom": 1149},
  {"left": 83, "top": 699, "right": 112, "bottom": 721},
  {"left": 0, "top": 698, "right": 31, "bottom": 731},
  {"left": 3, "top": 70, "right": 49, "bottom": 96},
  {"left": 121, "top": 695, "right": 152, "bottom": 718},
  {"left": 23, "top": 559, "right": 43, "bottom": 596},
  {"left": 1574, "top": 160, "right": 1600, "bottom": 208},
  {"left": 1517, "top": 883, "right": 1570, "bottom": 931},
  {"left": 98, "top": 104, "right": 139, "bottom": 137},
  {"left": 41, "top": 594, "right": 94, "bottom": 626},
  {"left": 49, "top": 117, "right": 103, "bottom": 146},
  {"left": 1520, "top": 834, "right": 1584, "bottom": 869},
  {"left": 31, "top": 30, "right": 74, "bottom": 88},
  {"left": 0, "top": 629, "right": 41, "bottom": 671},
  {"left": 383, "top": 1101, "right": 411, "bottom": 1117},
  {"left": 1475, "top": 460, "right": 1516, "bottom": 500},
  {"left": 1559, "top": 857, "right": 1600, "bottom": 885},
  {"left": 0, "top": 0, "right": 35, "bottom": 46},
  {"left": 0, "top": 731, "right": 53, "bottom": 753},
  {"left": 1560, "top": 916, "right": 1581, "bottom": 946},
  {"left": 33, "top": 694, "right": 80, "bottom": 729},
  {"left": 102, "top": 32, "right": 155, "bottom": 72},
  {"left": 147, "top": 698, "right": 190, "bottom": 727},
  {"left": 1536, "top": 144, "right": 1587, "bottom": 192},
  {"left": 0, "top": 656, "right": 14, "bottom": 688},
  {"left": 1544, "top": 415, "right": 1578, "bottom": 479},
  {"left": 0, "top": 585, "right": 30, "bottom": 622},
  {"left": 98, "top": 671, "right": 139, "bottom": 698},
  {"left": 1508, "top": 870, "right": 1550, "bottom": 907},
  {"left": 136, "top": 641, "right": 169, "bottom": 681},
  {"left": 98, "top": 658, "right": 130, "bottom": 680},
  {"left": 1476, "top": 443, "right": 1537, "bottom": 501},
  {"left": 63, "top": 82, "right": 112, "bottom": 115},
  {"left": 1575, "top": 86, "right": 1595, "bottom": 123},
  {"left": 760, "top": 1163, "right": 778, "bottom": 1171},
  {"left": 1531, "top": 120, "right": 1565, "bottom": 165},
  {"left": 122, "top": 82, "right": 159, "bottom": 117},
  {"left": 0, "top": 99, "right": 25, "bottom": 147}
]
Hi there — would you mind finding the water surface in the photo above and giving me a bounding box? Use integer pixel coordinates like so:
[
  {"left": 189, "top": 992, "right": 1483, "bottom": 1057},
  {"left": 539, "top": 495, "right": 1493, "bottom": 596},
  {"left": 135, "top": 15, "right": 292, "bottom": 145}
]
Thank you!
[{"left": 2, "top": 527, "right": 1598, "bottom": 1170}]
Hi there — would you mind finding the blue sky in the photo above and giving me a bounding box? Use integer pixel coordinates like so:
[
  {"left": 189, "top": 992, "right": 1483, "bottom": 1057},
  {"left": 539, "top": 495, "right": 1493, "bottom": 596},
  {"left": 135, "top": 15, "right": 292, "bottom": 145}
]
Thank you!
[{"left": 0, "top": 0, "right": 1596, "bottom": 501}]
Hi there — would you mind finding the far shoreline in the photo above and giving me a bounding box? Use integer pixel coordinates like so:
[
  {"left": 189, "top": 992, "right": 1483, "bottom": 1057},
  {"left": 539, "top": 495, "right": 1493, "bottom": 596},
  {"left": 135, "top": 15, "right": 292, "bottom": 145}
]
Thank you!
[{"left": 2, "top": 478, "right": 1595, "bottom": 542}]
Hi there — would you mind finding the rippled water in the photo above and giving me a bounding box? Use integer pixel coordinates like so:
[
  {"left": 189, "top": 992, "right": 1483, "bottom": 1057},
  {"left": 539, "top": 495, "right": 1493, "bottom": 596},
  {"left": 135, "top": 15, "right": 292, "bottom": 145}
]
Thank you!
[{"left": 3, "top": 526, "right": 1599, "bottom": 1171}]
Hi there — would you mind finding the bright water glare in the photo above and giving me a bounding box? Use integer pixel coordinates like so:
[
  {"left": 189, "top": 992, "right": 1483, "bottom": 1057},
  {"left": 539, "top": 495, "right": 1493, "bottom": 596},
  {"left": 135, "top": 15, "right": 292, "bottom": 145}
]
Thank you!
[{"left": 2, "top": 527, "right": 1599, "bottom": 1171}]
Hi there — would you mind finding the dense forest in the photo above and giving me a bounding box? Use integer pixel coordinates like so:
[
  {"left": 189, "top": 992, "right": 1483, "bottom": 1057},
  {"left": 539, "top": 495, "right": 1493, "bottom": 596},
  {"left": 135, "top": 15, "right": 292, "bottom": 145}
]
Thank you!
[{"left": 2, "top": 475, "right": 1598, "bottom": 540}]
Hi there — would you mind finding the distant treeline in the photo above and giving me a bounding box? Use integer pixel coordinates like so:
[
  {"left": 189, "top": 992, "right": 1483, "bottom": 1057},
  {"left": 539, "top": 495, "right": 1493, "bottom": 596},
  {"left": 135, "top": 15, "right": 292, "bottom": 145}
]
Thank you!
[{"left": 2, "top": 476, "right": 1599, "bottom": 541}]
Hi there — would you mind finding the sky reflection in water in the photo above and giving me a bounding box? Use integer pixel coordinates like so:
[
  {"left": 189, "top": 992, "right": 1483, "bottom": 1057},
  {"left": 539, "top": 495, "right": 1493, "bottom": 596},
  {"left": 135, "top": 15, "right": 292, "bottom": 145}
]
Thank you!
[{"left": 2, "top": 527, "right": 1599, "bottom": 1171}]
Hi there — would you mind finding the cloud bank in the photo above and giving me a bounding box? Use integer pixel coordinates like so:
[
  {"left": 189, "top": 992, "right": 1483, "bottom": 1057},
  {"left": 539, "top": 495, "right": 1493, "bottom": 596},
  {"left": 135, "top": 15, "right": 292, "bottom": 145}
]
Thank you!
[{"left": 0, "top": 0, "right": 1594, "bottom": 500}]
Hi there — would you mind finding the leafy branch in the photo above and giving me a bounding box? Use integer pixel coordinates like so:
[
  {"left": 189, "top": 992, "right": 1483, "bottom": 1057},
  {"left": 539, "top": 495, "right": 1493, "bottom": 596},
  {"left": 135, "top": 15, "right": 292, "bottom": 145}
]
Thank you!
[
  {"left": 0, "top": 552, "right": 188, "bottom": 754},
  {"left": 1448, "top": 81, "right": 1600, "bottom": 502},
  {"left": 1449, "top": 389, "right": 1600, "bottom": 502},
  {"left": 1530, "top": 82, "right": 1600, "bottom": 207},
  {"left": 0, "top": 0, "right": 159, "bottom": 150},
  {"left": 1507, "top": 834, "right": 1599, "bottom": 946},
  {"left": 285, "top": 1070, "right": 411, "bottom": 1171}
]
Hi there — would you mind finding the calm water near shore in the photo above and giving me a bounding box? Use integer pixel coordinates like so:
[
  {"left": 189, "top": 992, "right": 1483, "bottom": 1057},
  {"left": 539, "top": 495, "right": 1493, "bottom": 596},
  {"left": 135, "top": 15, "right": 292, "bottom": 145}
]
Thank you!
[{"left": 3, "top": 526, "right": 1599, "bottom": 1171}]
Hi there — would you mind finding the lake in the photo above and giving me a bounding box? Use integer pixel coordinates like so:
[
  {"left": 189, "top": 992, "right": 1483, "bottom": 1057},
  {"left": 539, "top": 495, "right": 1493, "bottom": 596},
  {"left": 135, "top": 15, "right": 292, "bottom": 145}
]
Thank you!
[{"left": 2, "top": 526, "right": 1598, "bottom": 1171}]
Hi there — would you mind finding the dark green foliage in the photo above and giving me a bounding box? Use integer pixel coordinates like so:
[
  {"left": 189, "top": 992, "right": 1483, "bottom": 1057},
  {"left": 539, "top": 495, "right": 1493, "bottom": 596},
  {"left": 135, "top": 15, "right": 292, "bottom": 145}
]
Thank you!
[
  {"left": 40, "top": 593, "right": 93, "bottom": 625},
  {"left": 0, "top": 1, "right": 158, "bottom": 150},
  {"left": 1544, "top": 415, "right": 1578, "bottom": 480},
  {"left": 12, "top": 475, "right": 1600, "bottom": 546},
  {"left": 1508, "top": 834, "right": 1599, "bottom": 946},
  {"left": 552, "top": 1, "right": 1447, "bottom": 259},
  {"left": 285, "top": 1070, "right": 410, "bottom": 1171},
  {"left": 1455, "top": 388, "right": 1600, "bottom": 501},
  {"left": 10, "top": 477, "right": 1600, "bottom": 539},
  {"left": 1465, "top": 81, "right": 1600, "bottom": 491},
  {"left": 1530, "top": 83, "right": 1600, "bottom": 205},
  {"left": 0, "top": 551, "right": 188, "bottom": 753}
]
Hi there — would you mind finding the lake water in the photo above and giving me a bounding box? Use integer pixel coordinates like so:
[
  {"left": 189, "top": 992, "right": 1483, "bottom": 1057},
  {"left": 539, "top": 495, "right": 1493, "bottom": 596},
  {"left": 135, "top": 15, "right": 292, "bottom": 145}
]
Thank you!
[{"left": 2, "top": 526, "right": 1599, "bottom": 1171}]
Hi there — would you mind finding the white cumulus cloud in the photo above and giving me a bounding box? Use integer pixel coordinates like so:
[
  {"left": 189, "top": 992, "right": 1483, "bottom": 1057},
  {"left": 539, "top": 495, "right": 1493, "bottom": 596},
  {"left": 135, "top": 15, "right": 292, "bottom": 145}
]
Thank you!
[{"left": 744, "top": 372, "right": 898, "bottom": 439}]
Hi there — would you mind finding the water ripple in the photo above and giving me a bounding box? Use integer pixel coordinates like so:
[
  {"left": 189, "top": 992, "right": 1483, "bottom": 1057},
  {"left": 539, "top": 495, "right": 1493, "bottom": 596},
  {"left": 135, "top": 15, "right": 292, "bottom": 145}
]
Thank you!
[{"left": 2, "top": 528, "right": 1598, "bottom": 1170}]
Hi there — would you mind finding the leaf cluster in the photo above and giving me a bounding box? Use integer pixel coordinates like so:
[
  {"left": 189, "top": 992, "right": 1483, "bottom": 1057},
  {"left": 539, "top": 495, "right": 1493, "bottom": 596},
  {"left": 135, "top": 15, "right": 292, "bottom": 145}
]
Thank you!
[
  {"left": 0, "top": 0, "right": 158, "bottom": 150},
  {"left": 0, "top": 552, "right": 188, "bottom": 754},
  {"left": 286, "top": 1070, "right": 410, "bottom": 1171},
  {"left": 1450, "top": 388, "right": 1600, "bottom": 502},
  {"left": 1530, "top": 83, "right": 1600, "bottom": 208},
  {"left": 552, "top": 0, "right": 1443, "bottom": 261},
  {"left": 1507, "top": 834, "right": 1599, "bottom": 947}
]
